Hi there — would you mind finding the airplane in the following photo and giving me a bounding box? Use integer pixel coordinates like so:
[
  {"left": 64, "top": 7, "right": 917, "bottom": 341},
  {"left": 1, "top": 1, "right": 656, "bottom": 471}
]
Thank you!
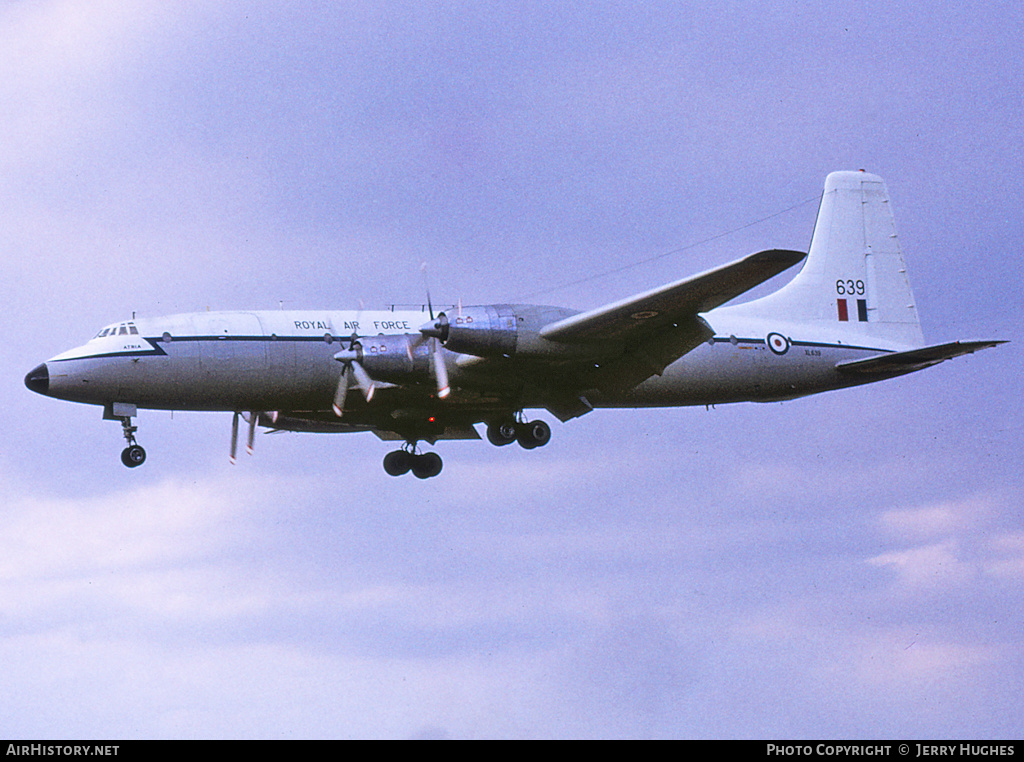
[{"left": 25, "top": 171, "right": 1004, "bottom": 478}]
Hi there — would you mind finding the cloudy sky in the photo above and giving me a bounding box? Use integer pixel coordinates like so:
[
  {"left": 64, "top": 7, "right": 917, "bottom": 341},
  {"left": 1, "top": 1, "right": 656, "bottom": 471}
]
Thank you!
[{"left": 2, "top": 1, "right": 1021, "bottom": 739}]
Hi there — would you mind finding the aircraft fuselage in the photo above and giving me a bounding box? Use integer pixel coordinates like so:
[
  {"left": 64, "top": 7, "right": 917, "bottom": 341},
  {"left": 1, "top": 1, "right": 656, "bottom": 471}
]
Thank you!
[{"left": 31, "top": 306, "right": 895, "bottom": 415}]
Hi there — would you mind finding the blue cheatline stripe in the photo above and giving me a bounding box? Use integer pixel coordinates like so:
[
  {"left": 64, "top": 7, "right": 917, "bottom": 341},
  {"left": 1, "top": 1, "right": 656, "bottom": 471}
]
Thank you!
[
  {"left": 50, "top": 333, "right": 367, "bottom": 362},
  {"left": 712, "top": 336, "right": 892, "bottom": 354},
  {"left": 56, "top": 333, "right": 896, "bottom": 362}
]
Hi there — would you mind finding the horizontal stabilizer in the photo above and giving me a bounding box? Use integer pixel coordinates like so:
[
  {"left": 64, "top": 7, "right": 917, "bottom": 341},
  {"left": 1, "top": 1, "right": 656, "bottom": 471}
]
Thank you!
[{"left": 836, "top": 340, "right": 1006, "bottom": 375}]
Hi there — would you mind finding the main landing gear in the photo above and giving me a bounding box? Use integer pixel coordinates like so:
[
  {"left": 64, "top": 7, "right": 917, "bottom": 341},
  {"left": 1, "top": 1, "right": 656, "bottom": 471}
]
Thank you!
[
  {"left": 486, "top": 417, "right": 551, "bottom": 450},
  {"left": 381, "top": 417, "right": 551, "bottom": 478},
  {"left": 109, "top": 414, "right": 550, "bottom": 474},
  {"left": 383, "top": 445, "right": 444, "bottom": 479},
  {"left": 118, "top": 416, "right": 146, "bottom": 468}
]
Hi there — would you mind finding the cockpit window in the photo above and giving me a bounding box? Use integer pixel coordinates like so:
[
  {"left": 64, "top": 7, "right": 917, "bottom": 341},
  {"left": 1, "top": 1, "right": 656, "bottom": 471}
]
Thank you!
[{"left": 94, "top": 322, "right": 139, "bottom": 339}]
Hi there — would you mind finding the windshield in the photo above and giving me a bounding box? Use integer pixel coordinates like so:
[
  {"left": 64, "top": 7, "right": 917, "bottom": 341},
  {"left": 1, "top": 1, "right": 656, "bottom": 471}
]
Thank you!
[{"left": 94, "top": 322, "right": 139, "bottom": 339}]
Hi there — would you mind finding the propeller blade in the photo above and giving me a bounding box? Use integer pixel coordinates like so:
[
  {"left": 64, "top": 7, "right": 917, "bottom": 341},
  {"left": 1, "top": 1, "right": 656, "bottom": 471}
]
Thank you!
[
  {"left": 349, "top": 360, "right": 376, "bottom": 402},
  {"left": 421, "top": 262, "right": 434, "bottom": 320},
  {"left": 230, "top": 411, "right": 240, "bottom": 464},
  {"left": 246, "top": 411, "right": 257, "bottom": 455},
  {"left": 432, "top": 338, "right": 450, "bottom": 398},
  {"left": 407, "top": 330, "right": 433, "bottom": 360},
  {"left": 333, "top": 365, "right": 351, "bottom": 417},
  {"left": 351, "top": 298, "right": 365, "bottom": 343}
]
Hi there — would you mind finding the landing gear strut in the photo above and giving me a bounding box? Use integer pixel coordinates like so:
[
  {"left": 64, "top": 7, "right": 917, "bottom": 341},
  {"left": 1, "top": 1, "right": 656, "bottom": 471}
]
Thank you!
[
  {"left": 383, "top": 443, "right": 443, "bottom": 479},
  {"left": 118, "top": 416, "right": 146, "bottom": 468}
]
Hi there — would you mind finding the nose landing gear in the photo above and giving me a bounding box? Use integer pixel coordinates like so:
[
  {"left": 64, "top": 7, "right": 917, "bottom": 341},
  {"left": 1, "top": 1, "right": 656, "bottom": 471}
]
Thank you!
[
  {"left": 118, "top": 416, "right": 146, "bottom": 468},
  {"left": 105, "top": 403, "right": 147, "bottom": 468}
]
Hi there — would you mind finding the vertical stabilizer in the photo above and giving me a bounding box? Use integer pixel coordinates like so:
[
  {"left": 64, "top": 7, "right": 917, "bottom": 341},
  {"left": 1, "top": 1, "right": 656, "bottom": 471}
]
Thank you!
[{"left": 724, "top": 171, "right": 924, "bottom": 348}]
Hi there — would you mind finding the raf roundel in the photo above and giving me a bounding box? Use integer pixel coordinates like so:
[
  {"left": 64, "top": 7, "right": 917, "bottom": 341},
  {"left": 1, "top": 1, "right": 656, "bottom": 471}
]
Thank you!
[{"left": 767, "top": 332, "right": 790, "bottom": 355}]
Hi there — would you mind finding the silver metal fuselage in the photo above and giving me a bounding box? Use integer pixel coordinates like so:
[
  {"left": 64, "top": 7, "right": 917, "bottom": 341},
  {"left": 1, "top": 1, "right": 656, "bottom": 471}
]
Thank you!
[{"left": 36, "top": 305, "right": 895, "bottom": 420}]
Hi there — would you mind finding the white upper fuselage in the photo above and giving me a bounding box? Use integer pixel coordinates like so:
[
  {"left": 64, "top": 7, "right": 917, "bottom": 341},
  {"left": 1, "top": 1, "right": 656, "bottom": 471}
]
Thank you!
[{"left": 36, "top": 304, "right": 899, "bottom": 415}]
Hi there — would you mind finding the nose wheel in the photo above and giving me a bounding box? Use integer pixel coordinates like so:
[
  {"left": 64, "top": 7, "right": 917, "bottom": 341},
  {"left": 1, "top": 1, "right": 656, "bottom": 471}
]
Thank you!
[
  {"left": 121, "top": 444, "right": 147, "bottom": 467},
  {"left": 118, "top": 416, "right": 146, "bottom": 468}
]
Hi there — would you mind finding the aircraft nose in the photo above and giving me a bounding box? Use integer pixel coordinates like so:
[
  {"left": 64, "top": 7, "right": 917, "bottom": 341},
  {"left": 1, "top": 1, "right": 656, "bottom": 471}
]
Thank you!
[{"left": 25, "top": 363, "right": 49, "bottom": 395}]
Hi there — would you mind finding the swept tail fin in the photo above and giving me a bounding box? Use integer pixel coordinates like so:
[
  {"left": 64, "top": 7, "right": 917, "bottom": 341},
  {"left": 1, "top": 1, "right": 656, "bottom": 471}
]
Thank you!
[{"left": 726, "top": 171, "right": 925, "bottom": 348}]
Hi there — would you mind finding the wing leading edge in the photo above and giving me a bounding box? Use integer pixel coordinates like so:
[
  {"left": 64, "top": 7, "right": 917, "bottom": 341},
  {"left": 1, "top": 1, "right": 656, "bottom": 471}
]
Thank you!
[{"left": 538, "top": 248, "right": 806, "bottom": 345}]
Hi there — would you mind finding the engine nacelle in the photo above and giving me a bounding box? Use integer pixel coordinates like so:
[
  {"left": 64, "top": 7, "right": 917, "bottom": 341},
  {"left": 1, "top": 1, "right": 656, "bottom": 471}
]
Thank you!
[
  {"left": 344, "top": 334, "right": 432, "bottom": 382},
  {"left": 421, "top": 305, "right": 518, "bottom": 357}
]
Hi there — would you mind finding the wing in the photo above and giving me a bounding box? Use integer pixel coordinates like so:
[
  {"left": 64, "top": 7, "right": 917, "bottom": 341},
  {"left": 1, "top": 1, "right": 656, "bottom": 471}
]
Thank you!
[
  {"left": 539, "top": 249, "right": 805, "bottom": 344},
  {"left": 536, "top": 249, "right": 805, "bottom": 393},
  {"left": 836, "top": 340, "right": 1007, "bottom": 375}
]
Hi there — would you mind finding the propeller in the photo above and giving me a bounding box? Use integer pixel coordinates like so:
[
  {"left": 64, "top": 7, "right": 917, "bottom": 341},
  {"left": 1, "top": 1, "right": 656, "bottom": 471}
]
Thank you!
[
  {"left": 332, "top": 340, "right": 376, "bottom": 417},
  {"left": 331, "top": 269, "right": 452, "bottom": 416},
  {"left": 331, "top": 299, "right": 376, "bottom": 417}
]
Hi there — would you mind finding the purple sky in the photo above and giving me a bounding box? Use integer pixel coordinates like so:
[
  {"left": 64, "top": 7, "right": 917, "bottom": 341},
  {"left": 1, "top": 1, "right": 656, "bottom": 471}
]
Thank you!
[{"left": 2, "top": 1, "right": 1021, "bottom": 738}]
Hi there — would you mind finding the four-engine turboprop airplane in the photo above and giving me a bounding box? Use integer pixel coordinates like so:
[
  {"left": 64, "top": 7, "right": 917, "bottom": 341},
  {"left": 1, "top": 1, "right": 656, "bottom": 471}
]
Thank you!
[{"left": 26, "top": 172, "right": 1004, "bottom": 478}]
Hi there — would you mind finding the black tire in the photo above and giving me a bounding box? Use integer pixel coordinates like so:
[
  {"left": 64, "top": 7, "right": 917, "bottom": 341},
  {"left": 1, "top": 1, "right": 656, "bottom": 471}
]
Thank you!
[
  {"left": 486, "top": 420, "right": 518, "bottom": 447},
  {"left": 516, "top": 420, "right": 551, "bottom": 450},
  {"left": 121, "top": 445, "right": 146, "bottom": 468},
  {"left": 410, "top": 452, "right": 443, "bottom": 479},
  {"left": 383, "top": 450, "right": 412, "bottom": 476}
]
